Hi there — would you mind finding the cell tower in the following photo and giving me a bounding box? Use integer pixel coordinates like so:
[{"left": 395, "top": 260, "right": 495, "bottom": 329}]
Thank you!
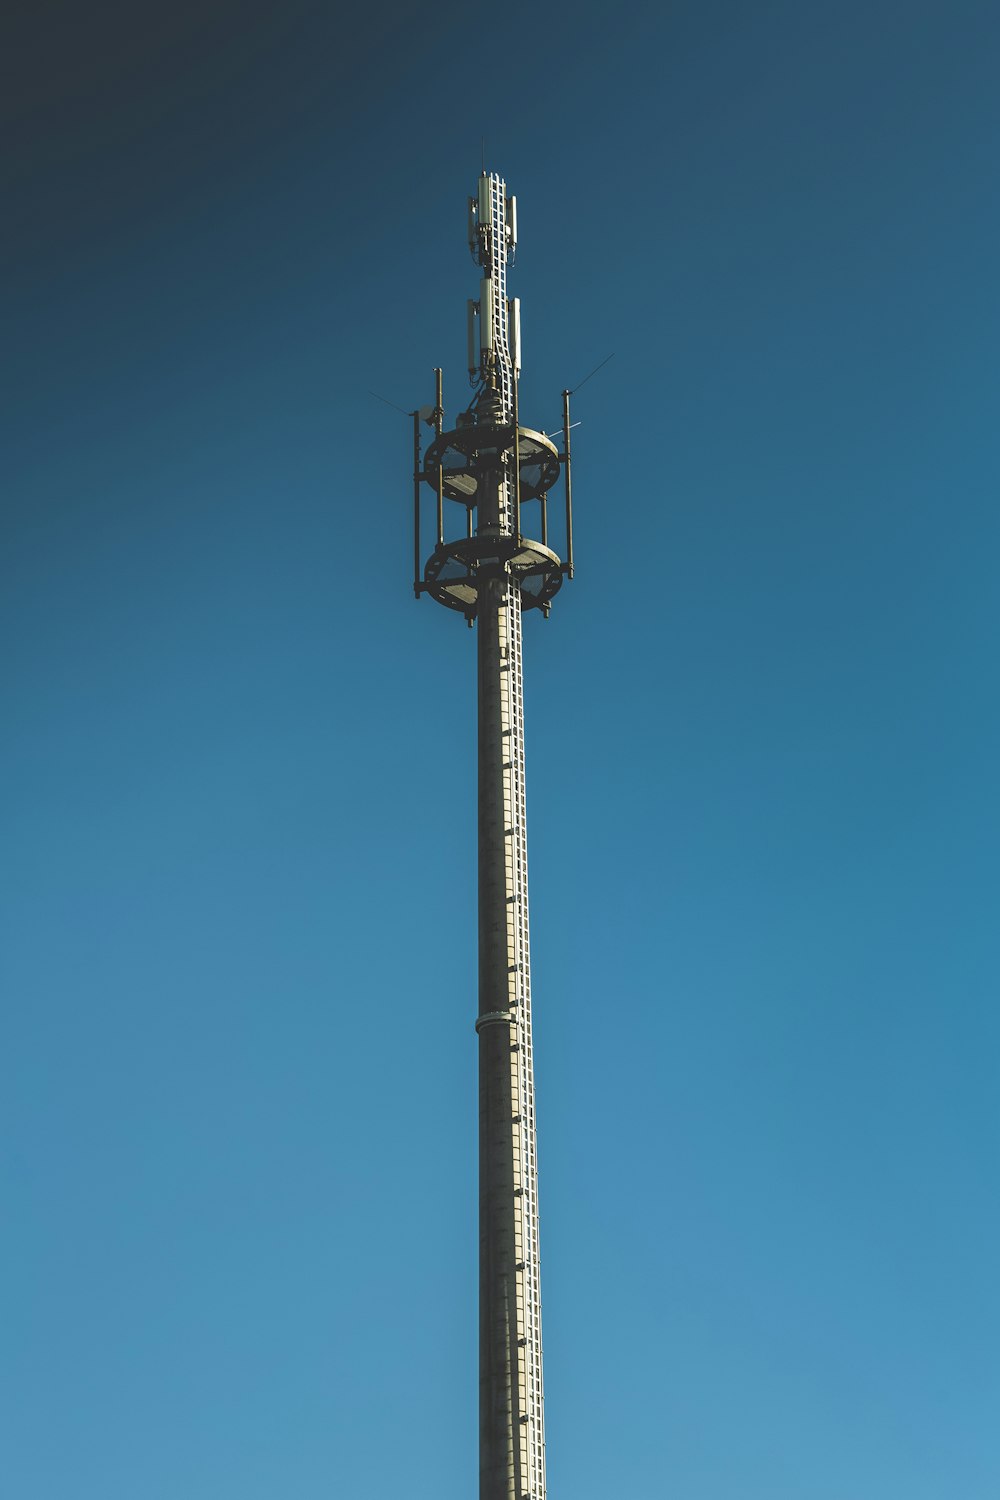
[{"left": 411, "top": 172, "right": 574, "bottom": 1500}]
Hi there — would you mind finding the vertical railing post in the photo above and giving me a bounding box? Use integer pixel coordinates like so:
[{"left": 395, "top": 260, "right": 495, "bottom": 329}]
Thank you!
[
  {"left": 413, "top": 410, "right": 422, "bottom": 598},
  {"left": 512, "top": 373, "right": 521, "bottom": 543},
  {"left": 562, "top": 389, "right": 574, "bottom": 579},
  {"left": 435, "top": 368, "right": 444, "bottom": 546}
]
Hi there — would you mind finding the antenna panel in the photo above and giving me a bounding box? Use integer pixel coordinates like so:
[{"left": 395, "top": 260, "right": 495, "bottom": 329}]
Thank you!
[{"left": 509, "top": 297, "right": 521, "bottom": 375}]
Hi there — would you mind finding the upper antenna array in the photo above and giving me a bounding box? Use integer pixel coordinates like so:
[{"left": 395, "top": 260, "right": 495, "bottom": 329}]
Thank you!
[{"left": 411, "top": 172, "right": 575, "bottom": 621}]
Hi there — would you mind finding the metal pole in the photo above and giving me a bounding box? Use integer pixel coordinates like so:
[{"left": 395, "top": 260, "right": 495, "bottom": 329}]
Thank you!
[
  {"left": 413, "top": 411, "right": 422, "bottom": 598},
  {"left": 512, "top": 375, "right": 521, "bottom": 543},
  {"left": 435, "top": 369, "right": 445, "bottom": 547},
  {"left": 562, "top": 389, "right": 574, "bottom": 579},
  {"left": 476, "top": 462, "right": 519, "bottom": 1500},
  {"left": 478, "top": 577, "right": 518, "bottom": 1500},
  {"left": 414, "top": 173, "right": 552, "bottom": 1500}
]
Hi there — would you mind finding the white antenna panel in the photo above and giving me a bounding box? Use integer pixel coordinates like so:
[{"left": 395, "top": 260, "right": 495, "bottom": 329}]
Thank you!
[{"left": 508, "top": 297, "right": 521, "bottom": 375}]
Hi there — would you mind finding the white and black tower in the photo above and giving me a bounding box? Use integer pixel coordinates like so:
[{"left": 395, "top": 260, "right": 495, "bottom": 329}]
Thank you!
[{"left": 411, "top": 172, "right": 575, "bottom": 1500}]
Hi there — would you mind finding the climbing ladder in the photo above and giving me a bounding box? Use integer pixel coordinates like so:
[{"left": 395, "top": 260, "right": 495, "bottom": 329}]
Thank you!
[{"left": 483, "top": 172, "right": 546, "bottom": 1500}]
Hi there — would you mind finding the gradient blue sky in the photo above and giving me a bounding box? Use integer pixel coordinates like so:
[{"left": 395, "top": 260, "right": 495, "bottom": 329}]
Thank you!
[{"left": 4, "top": 2, "right": 999, "bottom": 1496}]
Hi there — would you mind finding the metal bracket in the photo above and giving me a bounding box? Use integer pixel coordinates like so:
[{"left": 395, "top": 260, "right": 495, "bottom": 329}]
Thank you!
[{"left": 475, "top": 1010, "right": 513, "bottom": 1032}]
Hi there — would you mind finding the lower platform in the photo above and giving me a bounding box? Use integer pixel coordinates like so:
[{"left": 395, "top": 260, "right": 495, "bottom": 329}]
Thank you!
[{"left": 422, "top": 535, "right": 564, "bottom": 616}]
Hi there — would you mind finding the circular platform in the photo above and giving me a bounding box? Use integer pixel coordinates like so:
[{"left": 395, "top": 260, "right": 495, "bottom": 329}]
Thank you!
[
  {"left": 423, "top": 535, "right": 564, "bottom": 616},
  {"left": 422, "top": 425, "right": 561, "bottom": 508}
]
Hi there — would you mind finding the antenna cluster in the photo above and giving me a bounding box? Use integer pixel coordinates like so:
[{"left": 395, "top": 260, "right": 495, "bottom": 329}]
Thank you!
[{"left": 412, "top": 171, "right": 575, "bottom": 624}]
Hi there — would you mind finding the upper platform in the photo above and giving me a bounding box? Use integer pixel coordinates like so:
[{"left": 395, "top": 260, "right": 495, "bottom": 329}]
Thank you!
[{"left": 422, "top": 424, "right": 561, "bottom": 508}]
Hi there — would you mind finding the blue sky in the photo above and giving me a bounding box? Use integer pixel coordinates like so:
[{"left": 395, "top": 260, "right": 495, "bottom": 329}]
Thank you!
[{"left": 4, "top": 2, "right": 999, "bottom": 1496}]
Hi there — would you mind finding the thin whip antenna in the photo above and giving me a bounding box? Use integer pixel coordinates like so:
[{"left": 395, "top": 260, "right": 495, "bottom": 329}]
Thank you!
[
  {"left": 367, "top": 389, "right": 411, "bottom": 416},
  {"left": 571, "top": 351, "right": 615, "bottom": 394}
]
